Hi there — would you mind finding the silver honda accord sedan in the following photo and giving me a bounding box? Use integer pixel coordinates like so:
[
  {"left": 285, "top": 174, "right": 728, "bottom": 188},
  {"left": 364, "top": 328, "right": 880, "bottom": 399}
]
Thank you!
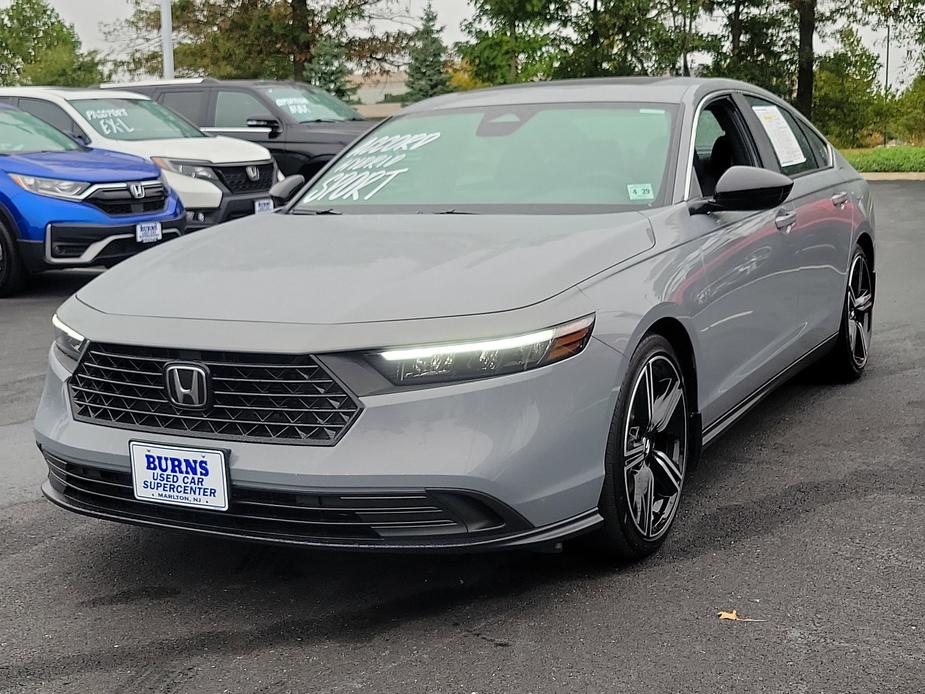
[{"left": 36, "top": 77, "right": 875, "bottom": 558}]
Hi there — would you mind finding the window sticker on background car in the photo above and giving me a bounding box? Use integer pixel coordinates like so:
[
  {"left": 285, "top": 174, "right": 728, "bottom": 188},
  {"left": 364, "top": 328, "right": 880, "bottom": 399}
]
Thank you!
[
  {"left": 751, "top": 105, "right": 806, "bottom": 167},
  {"left": 274, "top": 97, "right": 312, "bottom": 116},
  {"left": 627, "top": 183, "right": 655, "bottom": 201},
  {"left": 303, "top": 131, "right": 442, "bottom": 203},
  {"left": 83, "top": 108, "right": 136, "bottom": 136}
]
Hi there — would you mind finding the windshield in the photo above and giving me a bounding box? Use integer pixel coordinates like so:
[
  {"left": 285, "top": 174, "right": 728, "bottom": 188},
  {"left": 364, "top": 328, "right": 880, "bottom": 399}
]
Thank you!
[
  {"left": 0, "top": 108, "right": 81, "bottom": 155},
  {"left": 72, "top": 98, "right": 206, "bottom": 140},
  {"left": 292, "top": 103, "right": 677, "bottom": 214},
  {"left": 258, "top": 84, "right": 361, "bottom": 123}
]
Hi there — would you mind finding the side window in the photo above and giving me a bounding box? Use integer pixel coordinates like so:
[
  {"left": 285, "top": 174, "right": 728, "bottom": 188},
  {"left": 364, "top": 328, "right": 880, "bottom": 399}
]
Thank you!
[
  {"left": 691, "top": 98, "right": 757, "bottom": 197},
  {"left": 160, "top": 90, "right": 206, "bottom": 125},
  {"left": 213, "top": 90, "right": 272, "bottom": 127},
  {"left": 18, "top": 98, "right": 81, "bottom": 136},
  {"left": 799, "top": 122, "right": 831, "bottom": 168},
  {"left": 745, "top": 95, "right": 817, "bottom": 177}
]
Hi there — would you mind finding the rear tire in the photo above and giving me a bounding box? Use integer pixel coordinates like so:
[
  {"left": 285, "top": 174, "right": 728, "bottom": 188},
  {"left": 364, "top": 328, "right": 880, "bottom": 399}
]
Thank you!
[
  {"left": 822, "top": 244, "right": 873, "bottom": 382},
  {"left": 0, "top": 221, "right": 26, "bottom": 298},
  {"left": 593, "top": 334, "right": 693, "bottom": 560}
]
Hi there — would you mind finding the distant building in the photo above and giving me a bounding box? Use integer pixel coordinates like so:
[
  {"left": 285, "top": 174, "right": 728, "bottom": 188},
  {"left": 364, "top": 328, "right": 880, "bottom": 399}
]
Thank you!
[{"left": 349, "top": 71, "right": 407, "bottom": 119}]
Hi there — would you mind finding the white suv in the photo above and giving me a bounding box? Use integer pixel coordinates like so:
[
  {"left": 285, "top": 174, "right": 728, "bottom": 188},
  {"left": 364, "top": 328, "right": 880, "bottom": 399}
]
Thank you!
[{"left": 0, "top": 88, "right": 278, "bottom": 230}]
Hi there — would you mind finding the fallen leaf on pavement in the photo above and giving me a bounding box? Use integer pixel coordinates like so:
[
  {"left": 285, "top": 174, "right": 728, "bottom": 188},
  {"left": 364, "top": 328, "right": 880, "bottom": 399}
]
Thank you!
[{"left": 718, "top": 609, "right": 765, "bottom": 622}]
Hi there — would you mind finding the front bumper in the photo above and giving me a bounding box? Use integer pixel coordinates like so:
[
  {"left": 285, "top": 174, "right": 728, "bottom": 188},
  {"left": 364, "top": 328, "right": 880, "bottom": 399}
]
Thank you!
[
  {"left": 185, "top": 191, "right": 273, "bottom": 231},
  {"left": 35, "top": 337, "right": 619, "bottom": 551}
]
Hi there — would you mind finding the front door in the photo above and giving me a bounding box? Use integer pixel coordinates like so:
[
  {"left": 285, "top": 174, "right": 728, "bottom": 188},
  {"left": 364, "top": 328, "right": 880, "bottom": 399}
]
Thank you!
[{"left": 689, "top": 96, "right": 804, "bottom": 426}]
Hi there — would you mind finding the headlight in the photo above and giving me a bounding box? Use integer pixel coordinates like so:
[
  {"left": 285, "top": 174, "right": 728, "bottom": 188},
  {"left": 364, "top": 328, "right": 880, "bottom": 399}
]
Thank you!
[
  {"left": 151, "top": 157, "right": 219, "bottom": 182},
  {"left": 371, "top": 315, "right": 595, "bottom": 386},
  {"left": 52, "top": 314, "right": 86, "bottom": 360},
  {"left": 9, "top": 174, "right": 90, "bottom": 200}
]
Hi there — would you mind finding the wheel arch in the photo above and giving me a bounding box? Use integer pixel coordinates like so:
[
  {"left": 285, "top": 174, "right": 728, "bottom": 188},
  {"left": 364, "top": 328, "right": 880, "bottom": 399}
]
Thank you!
[
  {"left": 642, "top": 316, "right": 699, "bottom": 417},
  {"left": 856, "top": 230, "right": 874, "bottom": 271}
]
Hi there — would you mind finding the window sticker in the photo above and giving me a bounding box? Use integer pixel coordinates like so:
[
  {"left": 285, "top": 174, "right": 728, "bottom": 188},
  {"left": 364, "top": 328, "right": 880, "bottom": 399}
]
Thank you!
[
  {"left": 751, "top": 105, "right": 806, "bottom": 167},
  {"left": 274, "top": 96, "right": 312, "bottom": 116},
  {"left": 304, "top": 131, "right": 442, "bottom": 203},
  {"left": 627, "top": 183, "right": 655, "bottom": 201},
  {"left": 83, "top": 107, "right": 135, "bottom": 136}
]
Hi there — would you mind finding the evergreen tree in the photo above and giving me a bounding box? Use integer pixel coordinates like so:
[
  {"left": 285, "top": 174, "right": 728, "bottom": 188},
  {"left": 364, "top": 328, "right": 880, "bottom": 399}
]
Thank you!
[
  {"left": 305, "top": 37, "right": 357, "bottom": 102},
  {"left": 404, "top": 3, "right": 450, "bottom": 104}
]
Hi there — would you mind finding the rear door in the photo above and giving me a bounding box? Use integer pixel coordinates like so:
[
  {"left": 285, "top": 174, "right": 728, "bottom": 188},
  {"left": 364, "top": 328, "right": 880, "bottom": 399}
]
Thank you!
[{"left": 741, "top": 95, "right": 854, "bottom": 352}]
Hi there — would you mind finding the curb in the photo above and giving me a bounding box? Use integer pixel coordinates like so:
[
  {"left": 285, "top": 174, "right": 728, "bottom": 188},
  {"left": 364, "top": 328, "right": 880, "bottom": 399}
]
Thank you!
[{"left": 861, "top": 172, "right": 925, "bottom": 181}]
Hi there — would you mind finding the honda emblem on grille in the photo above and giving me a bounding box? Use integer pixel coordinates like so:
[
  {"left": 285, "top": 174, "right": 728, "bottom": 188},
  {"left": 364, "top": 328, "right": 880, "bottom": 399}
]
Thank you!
[
  {"left": 129, "top": 183, "right": 146, "bottom": 199},
  {"left": 164, "top": 363, "right": 211, "bottom": 410},
  {"left": 245, "top": 166, "right": 260, "bottom": 181}
]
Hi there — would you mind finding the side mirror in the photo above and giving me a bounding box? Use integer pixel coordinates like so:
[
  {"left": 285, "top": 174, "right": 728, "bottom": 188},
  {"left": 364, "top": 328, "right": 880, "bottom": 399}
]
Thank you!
[
  {"left": 245, "top": 115, "right": 281, "bottom": 133},
  {"left": 692, "top": 166, "right": 793, "bottom": 214},
  {"left": 269, "top": 174, "right": 305, "bottom": 204}
]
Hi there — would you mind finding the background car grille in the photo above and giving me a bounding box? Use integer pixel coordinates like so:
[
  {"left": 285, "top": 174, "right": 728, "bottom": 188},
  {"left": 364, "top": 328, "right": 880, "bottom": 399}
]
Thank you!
[
  {"left": 213, "top": 163, "right": 274, "bottom": 193},
  {"left": 69, "top": 343, "right": 361, "bottom": 445},
  {"left": 43, "top": 452, "right": 518, "bottom": 543},
  {"left": 85, "top": 182, "right": 168, "bottom": 216}
]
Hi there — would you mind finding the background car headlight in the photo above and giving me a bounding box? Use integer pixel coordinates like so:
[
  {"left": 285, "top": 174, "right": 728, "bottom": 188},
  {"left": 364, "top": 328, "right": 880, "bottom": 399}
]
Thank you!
[
  {"left": 371, "top": 315, "right": 595, "bottom": 385},
  {"left": 151, "top": 157, "right": 219, "bottom": 182},
  {"left": 9, "top": 174, "right": 90, "bottom": 200},
  {"left": 52, "top": 314, "right": 86, "bottom": 360}
]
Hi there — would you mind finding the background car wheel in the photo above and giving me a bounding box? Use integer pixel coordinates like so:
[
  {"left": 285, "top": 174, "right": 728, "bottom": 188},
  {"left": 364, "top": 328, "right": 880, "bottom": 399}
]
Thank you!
[
  {"left": 594, "top": 334, "right": 693, "bottom": 560},
  {"left": 0, "top": 221, "right": 27, "bottom": 298},
  {"left": 823, "top": 244, "right": 873, "bottom": 382}
]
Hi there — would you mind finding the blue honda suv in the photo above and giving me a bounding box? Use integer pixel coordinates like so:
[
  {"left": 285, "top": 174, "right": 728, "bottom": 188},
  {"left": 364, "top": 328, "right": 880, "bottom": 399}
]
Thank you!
[{"left": 0, "top": 104, "right": 185, "bottom": 296}]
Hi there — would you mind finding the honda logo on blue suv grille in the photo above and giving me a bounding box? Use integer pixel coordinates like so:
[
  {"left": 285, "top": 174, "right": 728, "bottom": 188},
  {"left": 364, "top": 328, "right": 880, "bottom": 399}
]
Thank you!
[
  {"left": 129, "top": 183, "right": 145, "bottom": 199},
  {"left": 165, "top": 363, "right": 210, "bottom": 410}
]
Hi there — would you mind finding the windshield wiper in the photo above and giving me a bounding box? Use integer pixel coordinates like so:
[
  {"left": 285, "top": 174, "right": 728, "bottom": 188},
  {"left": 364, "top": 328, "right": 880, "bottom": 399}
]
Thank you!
[
  {"left": 430, "top": 209, "right": 479, "bottom": 215},
  {"left": 295, "top": 207, "right": 342, "bottom": 215}
]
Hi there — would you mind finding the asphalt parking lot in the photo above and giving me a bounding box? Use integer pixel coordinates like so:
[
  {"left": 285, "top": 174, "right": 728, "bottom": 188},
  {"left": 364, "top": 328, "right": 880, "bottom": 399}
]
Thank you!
[{"left": 1, "top": 181, "right": 923, "bottom": 694}]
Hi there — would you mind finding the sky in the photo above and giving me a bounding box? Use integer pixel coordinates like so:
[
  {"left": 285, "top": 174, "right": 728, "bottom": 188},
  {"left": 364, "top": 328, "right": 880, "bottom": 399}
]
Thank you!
[{"left": 3, "top": 0, "right": 914, "bottom": 88}]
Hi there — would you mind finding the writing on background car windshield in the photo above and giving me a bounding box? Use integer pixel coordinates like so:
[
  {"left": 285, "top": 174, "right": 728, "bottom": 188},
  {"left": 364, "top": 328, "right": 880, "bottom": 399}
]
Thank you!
[
  {"left": 83, "top": 108, "right": 135, "bottom": 137},
  {"left": 751, "top": 105, "right": 806, "bottom": 167},
  {"left": 303, "top": 131, "right": 442, "bottom": 203},
  {"left": 274, "top": 97, "right": 312, "bottom": 116}
]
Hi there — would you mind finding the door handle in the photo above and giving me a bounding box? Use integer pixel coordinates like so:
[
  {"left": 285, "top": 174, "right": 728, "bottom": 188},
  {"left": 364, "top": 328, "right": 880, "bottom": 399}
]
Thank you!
[
  {"left": 774, "top": 209, "right": 797, "bottom": 234},
  {"left": 831, "top": 191, "right": 849, "bottom": 208}
]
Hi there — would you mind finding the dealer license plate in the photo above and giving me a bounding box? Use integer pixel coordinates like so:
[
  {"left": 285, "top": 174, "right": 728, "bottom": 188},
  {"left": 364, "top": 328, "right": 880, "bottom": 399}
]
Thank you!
[
  {"left": 130, "top": 441, "right": 229, "bottom": 511},
  {"left": 135, "top": 221, "right": 163, "bottom": 243},
  {"left": 254, "top": 198, "right": 273, "bottom": 214}
]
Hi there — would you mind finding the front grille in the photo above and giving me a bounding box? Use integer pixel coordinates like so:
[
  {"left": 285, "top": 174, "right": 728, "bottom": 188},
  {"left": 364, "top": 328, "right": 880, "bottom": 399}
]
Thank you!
[
  {"left": 69, "top": 344, "right": 361, "bottom": 445},
  {"left": 86, "top": 182, "right": 167, "bottom": 216},
  {"left": 44, "top": 452, "right": 516, "bottom": 543},
  {"left": 214, "top": 163, "right": 274, "bottom": 193}
]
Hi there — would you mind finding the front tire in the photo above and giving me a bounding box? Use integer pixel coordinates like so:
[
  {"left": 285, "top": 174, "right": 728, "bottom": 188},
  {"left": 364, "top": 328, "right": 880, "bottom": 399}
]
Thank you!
[
  {"left": 594, "top": 335, "right": 693, "bottom": 560},
  {"left": 823, "top": 244, "right": 873, "bottom": 382},
  {"left": 0, "top": 221, "right": 27, "bottom": 298}
]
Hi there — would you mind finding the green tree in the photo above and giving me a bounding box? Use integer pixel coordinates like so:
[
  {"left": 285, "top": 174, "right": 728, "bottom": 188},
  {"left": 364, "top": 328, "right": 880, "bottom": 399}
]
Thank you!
[
  {"left": 0, "top": 0, "right": 106, "bottom": 86},
  {"left": 813, "top": 28, "right": 884, "bottom": 146},
  {"left": 891, "top": 75, "right": 925, "bottom": 144},
  {"left": 458, "top": 0, "right": 566, "bottom": 84},
  {"left": 703, "top": 0, "right": 795, "bottom": 98},
  {"left": 404, "top": 2, "right": 450, "bottom": 104},
  {"left": 305, "top": 36, "right": 357, "bottom": 102},
  {"left": 108, "top": 1, "right": 407, "bottom": 81}
]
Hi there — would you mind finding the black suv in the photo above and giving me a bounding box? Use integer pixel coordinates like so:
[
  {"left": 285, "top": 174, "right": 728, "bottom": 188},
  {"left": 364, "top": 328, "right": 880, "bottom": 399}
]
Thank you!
[{"left": 107, "top": 79, "right": 373, "bottom": 180}]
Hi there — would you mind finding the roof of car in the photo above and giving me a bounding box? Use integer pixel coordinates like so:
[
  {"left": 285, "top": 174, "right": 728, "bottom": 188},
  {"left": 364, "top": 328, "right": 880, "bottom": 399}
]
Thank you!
[
  {"left": 101, "top": 78, "right": 321, "bottom": 90},
  {"left": 0, "top": 86, "right": 151, "bottom": 100},
  {"left": 400, "top": 76, "right": 776, "bottom": 113}
]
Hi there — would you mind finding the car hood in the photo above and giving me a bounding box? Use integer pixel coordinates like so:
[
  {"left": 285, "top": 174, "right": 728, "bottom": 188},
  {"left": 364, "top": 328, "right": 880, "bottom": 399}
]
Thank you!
[
  {"left": 0, "top": 148, "right": 160, "bottom": 182},
  {"left": 109, "top": 136, "right": 271, "bottom": 165},
  {"left": 76, "top": 212, "right": 654, "bottom": 324},
  {"left": 287, "top": 119, "right": 373, "bottom": 145}
]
